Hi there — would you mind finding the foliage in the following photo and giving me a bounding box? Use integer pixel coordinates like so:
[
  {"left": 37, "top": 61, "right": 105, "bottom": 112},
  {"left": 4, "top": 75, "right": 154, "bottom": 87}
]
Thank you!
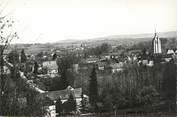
[
  {"left": 98, "top": 63, "right": 164, "bottom": 111},
  {"left": 36, "top": 51, "right": 45, "bottom": 62},
  {"left": 26, "top": 90, "right": 45, "bottom": 116},
  {"left": 102, "top": 93, "right": 113, "bottom": 111},
  {"left": 0, "top": 74, "right": 38, "bottom": 116},
  {"left": 56, "top": 97, "right": 63, "bottom": 115},
  {"left": 0, "top": 15, "right": 18, "bottom": 115},
  {"left": 80, "top": 92, "right": 89, "bottom": 113},
  {"left": 80, "top": 92, "right": 85, "bottom": 112},
  {"left": 113, "top": 45, "right": 126, "bottom": 52},
  {"left": 41, "top": 69, "right": 77, "bottom": 91},
  {"left": 67, "top": 93, "right": 77, "bottom": 112},
  {"left": 89, "top": 66, "right": 98, "bottom": 108},
  {"left": 1, "top": 87, "right": 25, "bottom": 115},
  {"left": 84, "top": 43, "right": 111, "bottom": 57},
  {"left": 98, "top": 43, "right": 111, "bottom": 54},
  {"left": 56, "top": 53, "right": 79, "bottom": 74},
  {"left": 136, "top": 85, "right": 159, "bottom": 105},
  {"left": 161, "top": 60, "right": 176, "bottom": 112},
  {"left": 52, "top": 52, "right": 57, "bottom": 60},
  {"left": 60, "top": 70, "right": 69, "bottom": 89},
  {"left": 131, "top": 38, "right": 177, "bottom": 54},
  {"left": 56, "top": 53, "right": 79, "bottom": 89},
  {"left": 20, "top": 49, "right": 27, "bottom": 63},
  {"left": 72, "top": 58, "right": 167, "bottom": 112},
  {"left": 33, "top": 61, "right": 39, "bottom": 74},
  {"left": 0, "top": 17, "right": 18, "bottom": 52},
  {"left": 63, "top": 93, "right": 77, "bottom": 113},
  {"left": 101, "top": 87, "right": 128, "bottom": 111},
  {"left": 7, "top": 50, "right": 19, "bottom": 64},
  {"left": 162, "top": 60, "right": 176, "bottom": 98},
  {"left": 131, "top": 41, "right": 152, "bottom": 52}
]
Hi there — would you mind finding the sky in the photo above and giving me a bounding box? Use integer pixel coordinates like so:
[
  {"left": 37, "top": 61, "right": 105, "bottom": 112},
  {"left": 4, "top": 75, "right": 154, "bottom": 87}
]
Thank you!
[{"left": 1, "top": 0, "right": 177, "bottom": 43}]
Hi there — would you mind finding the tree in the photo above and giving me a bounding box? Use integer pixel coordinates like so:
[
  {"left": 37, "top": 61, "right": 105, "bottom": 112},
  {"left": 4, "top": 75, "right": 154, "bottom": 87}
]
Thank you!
[
  {"left": 7, "top": 50, "right": 20, "bottom": 82},
  {"left": 7, "top": 50, "right": 19, "bottom": 64},
  {"left": 56, "top": 53, "right": 79, "bottom": 89},
  {"left": 89, "top": 66, "right": 98, "bottom": 111},
  {"left": 20, "top": 49, "right": 27, "bottom": 63},
  {"left": 60, "top": 69, "right": 69, "bottom": 89},
  {"left": 33, "top": 61, "right": 38, "bottom": 75},
  {"left": 137, "top": 85, "right": 158, "bottom": 106},
  {"left": 52, "top": 52, "right": 57, "bottom": 60},
  {"left": 56, "top": 97, "right": 63, "bottom": 115},
  {"left": 162, "top": 60, "right": 176, "bottom": 112},
  {"left": 100, "top": 43, "right": 111, "bottom": 54},
  {"left": 0, "top": 13, "right": 18, "bottom": 115},
  {"left": 57, "top": 53, "right": 78, "bottom": 74},
  {"left": 85, "top": 43, "right": 111, "bottom": 57},
  {"left": 102, "top": 93, "right": 113, "bottom": 112},
  {"left": 80, "top": 92, "right": 87, "bottom": 113},
  {"left": 63, "top": 93, "right": 77, "bottom": 113},
  {"left": 36, "top": 51, "right": 44, "bottom": 62},
  {"left": 26, "top": 90, "right": 45, "bottom": 116},
  {"left": 67, "top": 93, "right": 77, "bottom": 112},
  {"left": 141, "top": 48, "right": 147, "bottom": 59}
]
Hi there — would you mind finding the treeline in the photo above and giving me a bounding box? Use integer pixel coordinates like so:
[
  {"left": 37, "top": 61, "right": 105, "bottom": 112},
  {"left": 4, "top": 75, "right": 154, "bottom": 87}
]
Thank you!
[
  {"left": 78, "top": 61, "right": 176, "bottom": 113},
  {"left": 84, "top": 43, "right": 111, "bottom": 57},
  {"left": 99, "top": 64, "right": 161, "bottom": 111}
]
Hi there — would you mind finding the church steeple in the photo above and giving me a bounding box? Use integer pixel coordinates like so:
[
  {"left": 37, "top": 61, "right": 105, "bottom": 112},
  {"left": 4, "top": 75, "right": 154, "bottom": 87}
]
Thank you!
[
  {"left": 153, "top": 30, "right": 162, "bottom": 54},
  {"left": 154, "top": 28, "right": 157, "bottom": 36}
]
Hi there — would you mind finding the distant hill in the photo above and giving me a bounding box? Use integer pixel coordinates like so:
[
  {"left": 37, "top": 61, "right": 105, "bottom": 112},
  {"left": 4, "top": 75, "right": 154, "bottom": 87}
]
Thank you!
[
  {"left": 95, "top": 31, "right": 177, "bottom": 39},
  {"left": 57, "top": 31, "right": 177, "bottom": 42},
  {"left": 54, "top": 31, "right": 177, "bottom": 46},
  {"left": 10, "top": 31, "right": 177, "bottom": 54},
  {"left": 73, "top": 31, "right": 177, "bottom": 47}
]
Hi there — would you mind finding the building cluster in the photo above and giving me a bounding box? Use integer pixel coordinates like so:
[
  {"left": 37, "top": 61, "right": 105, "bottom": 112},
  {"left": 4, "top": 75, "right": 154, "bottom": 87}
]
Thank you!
[{"left": 1, "top": 30, "right": 176, "bottom": 117}]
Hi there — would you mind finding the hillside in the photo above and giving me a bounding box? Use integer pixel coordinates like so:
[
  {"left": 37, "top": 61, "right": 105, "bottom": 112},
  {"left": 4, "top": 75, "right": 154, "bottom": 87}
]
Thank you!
[
  {"left": 53, "top": 31, "right": 177, "bottom": 47},
  {"left": 10, "top": 31, "right": 177, "bottom": 54}
]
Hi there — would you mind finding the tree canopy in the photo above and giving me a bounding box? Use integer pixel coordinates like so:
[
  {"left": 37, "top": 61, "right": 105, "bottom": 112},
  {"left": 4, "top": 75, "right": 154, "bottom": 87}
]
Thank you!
[{"left": 89, "top": 66, "right": 98, "bottom": 107}]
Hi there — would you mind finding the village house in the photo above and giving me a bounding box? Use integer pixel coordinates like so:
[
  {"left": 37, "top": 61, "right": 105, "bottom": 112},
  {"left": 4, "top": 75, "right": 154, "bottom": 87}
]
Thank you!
[
  {"left": 40, "top": 86, "right": 83, "bottom": 105},
  {"left": 73, "top": 64, "right": 79, "bottom": 73},
  {"left": 109, "top": 52, "right": 120, "bottom": 59},
  {"left": 110, "top": 62, "right": 124, "bottom": 73},
  {"left": 146, "top": 60, "right": 154, "bottom": 67},
  {"left": 78, "top": 61, "right": 94, "bottom": 71},
  {"left": 100, "top": 54, "right": 111, "bottom": 60},
  {"left": 175, "top": 50, "right": 177, "bottom": 54},
  {"left": 85, "top": 57, "right": 99, "bottom": 63},
  {"left": 0, "top": 65, "right": 10, "bottom": 74},
  {"left": 167, "top": 49, "right": 175, "bottom": 55},
  {"left": 164, "top": 57, "right": 172, "bottom": 62},
  {"left": 42, "top": 60, "right": 58, "bottom": 76},
  {"left": 96, "top": 61, "right": 107, "bottom": 71},
  {"left": 142, "top": 59, "right": 149, "bottom": 66},
  {"left": 39, "top": 86, "right": 88, "bottom": 116},
  {"left": 137, "top": 58, "right": 154, "bottom": 67},
  {"left": 162, "top": 49, "right": 176, "bottom": 63}
]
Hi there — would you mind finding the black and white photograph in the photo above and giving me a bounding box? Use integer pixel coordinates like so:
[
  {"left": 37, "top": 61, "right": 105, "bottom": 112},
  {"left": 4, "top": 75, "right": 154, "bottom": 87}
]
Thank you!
[{"left": 0, "top": 0, "right": 177, "bottom": 116}]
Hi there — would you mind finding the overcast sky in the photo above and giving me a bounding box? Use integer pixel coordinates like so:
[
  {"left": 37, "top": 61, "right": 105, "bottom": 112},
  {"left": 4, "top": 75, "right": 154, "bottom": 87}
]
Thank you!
[{"left": 2, "top": 0, "right": 177, "bottom": 43}]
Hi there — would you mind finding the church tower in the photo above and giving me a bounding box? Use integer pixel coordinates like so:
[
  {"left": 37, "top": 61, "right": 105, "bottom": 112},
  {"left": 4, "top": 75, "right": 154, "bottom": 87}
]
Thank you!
[{"left": 153, "top": 30, "right": 162, "bottom": 54}]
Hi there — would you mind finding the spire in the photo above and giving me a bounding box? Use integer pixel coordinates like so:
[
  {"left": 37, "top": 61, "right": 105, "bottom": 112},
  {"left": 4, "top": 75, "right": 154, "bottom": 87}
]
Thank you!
[
  {"left": 152, "top": 29, "right": 162, "bottom": 54},
  {"left": 154, "top": 28, "right": 157, "bottom": 36}
]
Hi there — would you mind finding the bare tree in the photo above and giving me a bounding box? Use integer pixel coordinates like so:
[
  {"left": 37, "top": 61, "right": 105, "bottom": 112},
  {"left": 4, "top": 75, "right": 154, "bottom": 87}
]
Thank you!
[{"left": 0, "top": 12, "right": 18, "bottom": 114}]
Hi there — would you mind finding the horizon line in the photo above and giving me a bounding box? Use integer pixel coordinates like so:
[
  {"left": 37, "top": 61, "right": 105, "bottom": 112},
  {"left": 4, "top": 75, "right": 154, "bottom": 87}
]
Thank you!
[{"left": 11, "top": 30, "right": 177, "bottom": 45}]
